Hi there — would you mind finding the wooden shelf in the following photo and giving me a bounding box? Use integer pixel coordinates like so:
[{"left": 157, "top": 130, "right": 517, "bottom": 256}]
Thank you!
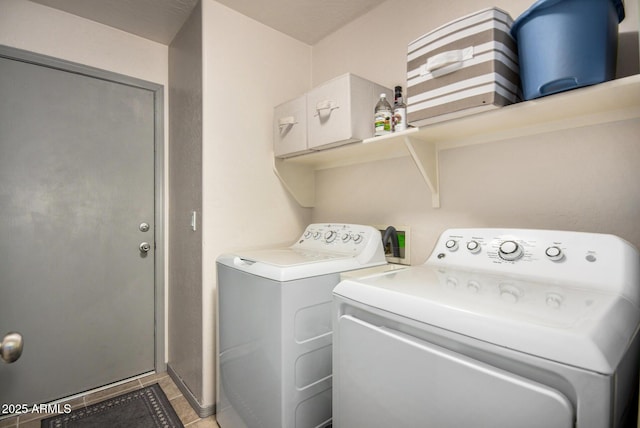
[{"left": 274, "top": 74, "right": 640, "bottom": 208}]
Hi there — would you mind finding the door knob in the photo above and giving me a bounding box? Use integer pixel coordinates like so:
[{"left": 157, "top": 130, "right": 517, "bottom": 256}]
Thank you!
[
  {"left": 0, "top": 332, "right": 23, "bottom": 363},
  {"left": 139, "top": 242, "right": 151, "bottom": 253}
]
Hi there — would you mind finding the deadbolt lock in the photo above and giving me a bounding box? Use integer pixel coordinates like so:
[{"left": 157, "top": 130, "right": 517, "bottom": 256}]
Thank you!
[{"left": 139, "top": 222, "right": 150, "bottom": 232}]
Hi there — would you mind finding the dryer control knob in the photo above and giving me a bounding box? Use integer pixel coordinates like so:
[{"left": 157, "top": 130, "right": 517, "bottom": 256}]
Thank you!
[
  {"left": 498, "top": 240, "right": 523, "bottom": 261},
  {"left": 466, "top": 240, "right": 481, "bottom": 254},
  {"left": 445, "top": 240, "right": 459, "bottom": 252},
  {"left": 545, "top": 246, "right": 564, "bottom": 262}
]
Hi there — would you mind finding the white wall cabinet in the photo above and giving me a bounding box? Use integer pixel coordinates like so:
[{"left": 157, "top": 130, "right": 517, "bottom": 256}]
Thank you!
[
  {"left": 274, "top": 94, "right": 309, "bottom": 158},
  {"left": 307, "top": 73, "right": 392, "bottom": 150},
  {"left": 274, "top": 74, "right": 640, "bottom": 208},
  {"left": 274, "top": 73, "right": 392, "bottom": 158}
]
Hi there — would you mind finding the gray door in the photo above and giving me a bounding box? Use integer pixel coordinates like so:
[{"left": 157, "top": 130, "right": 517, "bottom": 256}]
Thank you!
[{"left": 0, "top": 53, "right": 156, "bottom": 405}]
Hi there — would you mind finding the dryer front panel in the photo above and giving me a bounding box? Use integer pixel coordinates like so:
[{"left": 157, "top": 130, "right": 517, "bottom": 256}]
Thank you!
[{"left": 334, "top": 314, "right": 575, "bottom": 428}]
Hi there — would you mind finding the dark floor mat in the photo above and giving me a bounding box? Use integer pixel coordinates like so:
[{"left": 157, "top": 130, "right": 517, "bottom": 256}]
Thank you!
[{"left": 41, "top": 383, "right": 183, "bottom": 428}]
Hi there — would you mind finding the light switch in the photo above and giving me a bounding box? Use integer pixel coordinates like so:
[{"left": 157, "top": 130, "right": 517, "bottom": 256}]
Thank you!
[{"left": 191, "top": 211, "right": 197, "bottom": 231}]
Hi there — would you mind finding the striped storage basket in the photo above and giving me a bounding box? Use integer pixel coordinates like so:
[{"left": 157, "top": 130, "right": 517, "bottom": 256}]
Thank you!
[{"left": 406, "top": 8, "right": 520, "bottom": 126}]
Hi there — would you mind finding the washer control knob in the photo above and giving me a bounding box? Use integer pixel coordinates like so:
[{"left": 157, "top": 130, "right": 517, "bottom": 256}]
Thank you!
[
  {"left": 545, "top": 246, "right": 564, "bottom": 262},
  {"left": 466, "top": 240, "right": 481, "bottom": 254},
  {"left": 445, "top": 239, "right": 459, "bottom": 252},
  {"left": 341, "top": 233, "right": 351, "bottom": 243},
  {"left": 304, "top": 231, "right": 313, "bottom": 239},
  {"left": 324, "top": 231, "right": 337, "bottom": 243},
  {"left": 313, "top": 231, "right": 322, "bottom": 240},
  {"left": 353, "top": 234, "right": 363, "bottom": 244},
  {"left": 498, "top": 240, "right": 523, "bottom": 261}
]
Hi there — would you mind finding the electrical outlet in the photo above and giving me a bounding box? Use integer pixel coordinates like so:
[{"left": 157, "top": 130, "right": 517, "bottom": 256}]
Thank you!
[{"left": 374, "top": 224, "right": 411, "bottom": 265}]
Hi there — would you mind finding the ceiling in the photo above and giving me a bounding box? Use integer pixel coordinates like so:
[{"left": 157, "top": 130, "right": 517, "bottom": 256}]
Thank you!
[{"left": 29, "top": 0, "right": 386, "bottom": 45}]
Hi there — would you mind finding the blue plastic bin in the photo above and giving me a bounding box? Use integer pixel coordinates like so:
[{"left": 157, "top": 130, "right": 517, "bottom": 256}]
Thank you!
[{"left": 511, "top": 0, "right": 625, "bottom": 100}]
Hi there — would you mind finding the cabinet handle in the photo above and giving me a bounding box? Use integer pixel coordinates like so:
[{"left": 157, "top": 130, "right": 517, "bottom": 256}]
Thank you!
[
  {"left": 278, "top": 116, "right": 297, "bottom": 130},
  {"left": 315, "top": 100, "right": 339, "bottom": 116},
  {"left": 421, "top": 46, "right": 474, "bottom": 77}
]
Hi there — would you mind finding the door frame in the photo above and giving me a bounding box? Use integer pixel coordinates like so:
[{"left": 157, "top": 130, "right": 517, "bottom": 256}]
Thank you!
[{"left": 0, "top": 45, "right": 166, "bottom": 373}]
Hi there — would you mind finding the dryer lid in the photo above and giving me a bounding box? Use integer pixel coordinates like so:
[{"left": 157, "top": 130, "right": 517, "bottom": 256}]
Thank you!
[{"left": 334, "top": 264, "right": 640, "bottom": 374}]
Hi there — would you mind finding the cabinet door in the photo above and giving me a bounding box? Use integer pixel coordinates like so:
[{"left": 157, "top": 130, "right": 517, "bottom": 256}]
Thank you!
[
  {"left": 274, "top": 94, "right": 309, "bottom": 158},
  {"left": 307, "top": 75, "right": 354, "bottom": 150},
  {"left": 334, "top": 315, "right": 575, "bottom": 428}
]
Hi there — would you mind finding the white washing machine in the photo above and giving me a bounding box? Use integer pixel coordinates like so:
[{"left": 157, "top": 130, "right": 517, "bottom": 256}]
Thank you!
[
  {"left": 217, "top": 223, "right": 386, "bottom": 428},
  {"left": 333, "top": 228, "right": 640, "bottom": 428}
]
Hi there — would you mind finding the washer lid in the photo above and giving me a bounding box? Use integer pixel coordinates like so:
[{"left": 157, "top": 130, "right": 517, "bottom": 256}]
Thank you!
[
  {"left": 217, "top": 248, "right": 385, "bottom": 282},
  {"left": 334, "top": 265, "right": 640, "bottom": 374},
  {"left": 234, "top": 247, "right": 348, "bottom": 266},
  {"left": 217, "top": 223, "right": 387, "bottom": 282}
]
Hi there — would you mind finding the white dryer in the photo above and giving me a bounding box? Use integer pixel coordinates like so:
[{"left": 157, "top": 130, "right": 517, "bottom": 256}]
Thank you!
[
  {"left": 217, "top": 223, "right": 386, "bottom": 428},
  {"left": 333, "top": 228, "right": 640, "bottom": 428}
]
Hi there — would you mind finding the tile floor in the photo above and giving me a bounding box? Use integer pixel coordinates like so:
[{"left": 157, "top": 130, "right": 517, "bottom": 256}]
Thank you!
[{"left": 0, "top": 372, "right": 218, "bottom": 428}]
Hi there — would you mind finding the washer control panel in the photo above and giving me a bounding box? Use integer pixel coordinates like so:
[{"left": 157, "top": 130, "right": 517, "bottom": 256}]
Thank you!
[
  {"left": 428, "top": 228, "right": 640, "bottom": 303},
  {"left": 293, "top": 223, "right": 381, "bottom": 255}
]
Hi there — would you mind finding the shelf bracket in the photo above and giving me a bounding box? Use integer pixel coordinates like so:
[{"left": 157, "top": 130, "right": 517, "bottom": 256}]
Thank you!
[
  {"left": 403, "top": 136, "right": 440, "bottom": 208},
  {"left": 273, "top": 158, "right": 315, "bottom": 207}
]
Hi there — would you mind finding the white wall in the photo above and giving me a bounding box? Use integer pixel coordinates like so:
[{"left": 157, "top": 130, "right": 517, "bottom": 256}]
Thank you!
[
  {"left": 0, "top": 0, "right": 168, "bottom": 84},
  {"left": 201, "top": 0, "right": 312, "bottom": 407},
  {"left": 310, "top": 0, "right": 640, "bottom": 263}
]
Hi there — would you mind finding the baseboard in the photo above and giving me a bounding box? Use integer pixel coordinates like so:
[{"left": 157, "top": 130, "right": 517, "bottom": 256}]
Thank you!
[{"left": 167, "top": 363, "right": 215, "bottom": 418}]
